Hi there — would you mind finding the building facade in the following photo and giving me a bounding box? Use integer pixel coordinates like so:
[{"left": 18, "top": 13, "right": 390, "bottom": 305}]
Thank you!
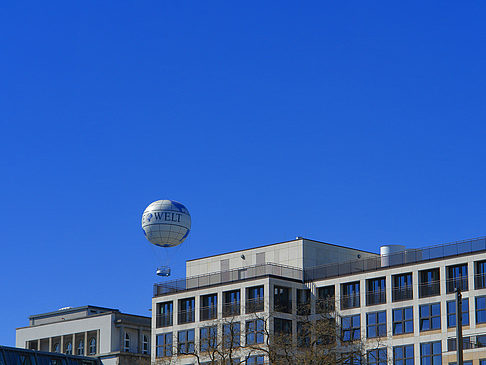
[
  {"left": 152, "top": 236, "right": 486, "bottom": 364},
  {"left": 16, "top": 305, "right": 151, "bottom": 365}
]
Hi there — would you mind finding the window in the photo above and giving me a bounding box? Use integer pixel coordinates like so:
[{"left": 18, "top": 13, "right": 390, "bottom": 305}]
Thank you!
[
  {"left": 274, "top": 318, "right": 292, "bottom": 336},
  {"left": 342, "top": 314, "right": 360, "bottom": 342},
  {"left": 297, "top": 289, "right": 311, "bottom": 315},
  {"left": 142, "top": 335, "right": 149, "bottom": 355},
  {"left": 274, "top": 286, "right": 292, "bottom": 313},
  {"left": 393, "top": 307, "right": 413, "bottom": 335},
  {"left": 367, "top": 277, "right": 386, "bottom": 305},
  {"left": 156, "top": 301, "right": 173, "bottom": 327},
  {"left": 201, "top": 294, "right": 218, "bottom": 321},
  {"left": 177, "top": 329, "right": 195, "bottom": 354},
  {"left": 65, "top": 342, "right": 72, "bottom": 355},
  {"left": 479, "top": 335, "right": 486, "bottom": 348},
  {"left": 367, "top": 311, "right": 386, "bottom": 338},
  {"left": 342, "top": 281, "right": 360, "bottom": 309},
  {"left": 447, "top": 264, "right": 468, "bottom": 293},
  {"left": 476, "top": 260, "right": 486, "bottom": 289},
  {"left": 477, "top": 296, "right": 486, "bottom": 323},
  {"left": 419, "top": 269, "right": 440, "bottom": 298},
  {"left": 481, "top": 360, "right": 486, "bottom": 365},
  {"left": 53, "top": 343, "right": 60, "bottom": 353},
  {"left": 367, "top": 348, "right": 387, "bottom": 365},
  {"left": 88, "top": 338, "right": 96, "bottom": 355},
  {"left": 247, "top": 356, "right": 265, "bottom": 365},
  {"left": 247, "top": 286, "right": 264, "bottom": 313},
  {"left": 297, "top": 322, "right": 311, "bottom": 347},
  {"left": 77, "top": 340, "right": 84, "bottom": 356},
  {"left": 317, "top": 285, "right": 335, "bottom": 312},
  {"left": 420, "top": 341, "right": 441, "bottom": 365},
  {"left": 419, "top": 303, "right": 441, "bottom": 331},
  {"left": 200, "top": 326, "right": 217, "bottom": 352},
  {"left": 447, "top": 336, "right": 472, "bottom": 351},
  {"left": 447, "top": 298, "right": 469, "bottom": 327},
  {"left": 156, "top": 333, "right": 172, "bottom": 358},
  {"left": 393, "top": 344, "right": 414, "bottom": 365},
  {"left": 223, "top": 290, "right": 240, "bottom": 317},
  {"left": 223, "top": 322, "right": 240, "bottom": 348},
  {"left": 393, "top": 273, "right": 413, "bottom": 302},
  {"left": 124, "top": 333, "right": 130, "bottom": 352},
  {"left": 178, "top": 297, "right": 195, "bottom": 324},
  {"left": 246, "top": 319, "right": 264, "bottom": 345}
]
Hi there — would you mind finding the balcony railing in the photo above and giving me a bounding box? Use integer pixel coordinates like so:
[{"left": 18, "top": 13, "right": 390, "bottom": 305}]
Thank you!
[
  {"left": 154, "top": 262, "right": 303, "bottom": 297},
  {"left": 178, "top": 309, "right": 195, "bottom": 324},
  {"left": 156, "top": 313, "right": 173, "bottom": 328},
  {"left": 340, "top": 294, "right": 360, "bottom": 310},
  {"left": 304, "top": 236, "right": 486, "bottom": 282},
  {"left": 316, "top": 297, "right": 335, "bottom": 313},
  {"left": 366, "top": 290, "right": 386, "bottom": 306},
  {"left": 274, "top": 299, "right": 292, "bottom": 314},
  {"left": 392, "top": 285, "right": 413, "bottom": 302},
  {"left": 222, "top": 302, "right": 240, "bottom": 317},
  {"left": 476, "top": 273, "right": 486, "bottom": 289},
  {"left": 200, "top": 306, "right": 218, "bottom": 321},
  {"left": 246, "top": 298, "right": 264, "bottom": 314},
  {"left": 446, "top": 276, "right": 469, "bottom": 293},
  {"left": 419, "top": 280, "right": 440, "bottom": 298}
]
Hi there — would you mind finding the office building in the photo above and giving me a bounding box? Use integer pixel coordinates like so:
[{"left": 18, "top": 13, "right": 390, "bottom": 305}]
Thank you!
[{"left": 152, "top": 236, "right": 486, "bottom": 364}]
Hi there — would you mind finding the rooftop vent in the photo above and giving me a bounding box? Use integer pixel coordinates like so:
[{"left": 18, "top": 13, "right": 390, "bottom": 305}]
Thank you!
[{"left": 58, "top": 307, "right": 72, "bottom": 311}]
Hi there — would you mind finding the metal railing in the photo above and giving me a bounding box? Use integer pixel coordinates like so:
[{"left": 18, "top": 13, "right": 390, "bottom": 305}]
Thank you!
[
  {"left": 304, "top": 236, "right": 486, "bottom": 282},
  {"left": 392, "top": 285, "right": 413, "bottom": 302},
  {"left": 178, "top": 309, "right": 195, "bottom": 324},
  {"left": 340, "top": 294, "right": 360, "bottom": 310},
  {"left": 446, "top": 276, "right": 469, "bottom": 293},
  {"left": 476, "top": 273, "right": 486, "bottom": 289},
  {"left": 156, "top": 313, "right": 173, "bottom": 328},
  {"left": 222, "top": 302, "right": 240, "bottom": 317},
  {"left": 419, "top": 280, "right": 440, "bottom": 298},
  {"left": 246, "top": 297, "right": 264, "bottom": 313},
  {"left": 200, "top": 306, "right": 218, "bottom": 321},
  {"left": 154, "top": 262, "right": 303, "bottom": 297},
  {"left": 366, "top": 290, "right": 386, "bottom": 306}
]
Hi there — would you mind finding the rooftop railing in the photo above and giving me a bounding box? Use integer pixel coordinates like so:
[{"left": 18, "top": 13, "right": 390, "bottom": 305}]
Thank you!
[
  {"left": 154, "top": 262, "right": 303, "bottom": 297},
  {"left": 304, "top": 236, "right": 486, "bottom": 282}
]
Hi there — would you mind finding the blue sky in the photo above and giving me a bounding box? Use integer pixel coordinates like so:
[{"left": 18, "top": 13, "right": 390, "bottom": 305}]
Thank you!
[{"left": 1, "top": 1, "right": 485, "bottom": 346}]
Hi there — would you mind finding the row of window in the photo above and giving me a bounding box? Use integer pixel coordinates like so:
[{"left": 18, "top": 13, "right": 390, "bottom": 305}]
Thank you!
[
  {"left": 341, "top": 296, "right": 483, "bottom": 340},
  {"left": 157, "top": 286, "right": 265, "bottom": 327},
  {"left": 122, "top": 333, "right": 149, "bottom": 354},
  {"left": 156, "top": 319, "right": 266, "bottom": 357},
  {"left": 51, "top": 338, "right": 97, "bottom": 356}
]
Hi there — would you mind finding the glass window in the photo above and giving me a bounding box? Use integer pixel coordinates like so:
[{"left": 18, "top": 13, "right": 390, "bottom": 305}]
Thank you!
[
  {"left": 178, "top": 297, "right": 195, "bottom": 324},
  {"left": 477, "top": 296, "right": 486, "bottom": 323},
  {"left": 223, "top": 322, "right": 240, "bottom": 348},
  {"left": 367, "top": 311, "right": 386, "bottom": 338},
  {"left": 177, "top": 329, "right": 195, "bottom": 354},
  {"left": 156, "top": 333, "right": 172, "bottom": 358},
  {"left": 223, "top": 290, "right": 240, "bottom": 317},
  {"left": 419, "top": 269, "right": 440, "bottom": 298},
  {"left": 478, "top": 335, "right": 486, "bottom": 348},
  {"left": 367, "top": 277, "right": 386, "bottom": 305},
  {"left": 476, "top": 261, "right": 486, "bottom": 289},
  {"left": 65, "top": 342, "right": 72, "bottom": 355},
  {"left": 447, "top": 298, "right": 469, "bottom": 327},
  {"left": 419, "top": 303, "right": 441, "bottom": 331},
  {"left": 142, "top": 335, "right": 149, "bottom": 354},
  {"left": 393, "top": 273, "right": 413, "bottom": 302},
  {"left": 393, "top": 307, "right": 413, "bottom": 335},
  {"left": 420, "top": 341, "right": 441, "bottom": 365},
  {"left": 367, "top": 348, "right": 387, "bottom": 365},
  {"left": 200, "top": 326, "right": 217, "bottom": 352},
  {"left": 247, "top": 286, "right": 264, "bottom": 313},
  {"left": 393, "top": 344, "right": 414, "bottom": 365},
  {"left": 246, "top": 319, "right": 264, "bottom": 345},
  {"left": 124, "top": 333, "right": 130, "bottom": 352},
  {"left": 297, "top": 322, "right": 311, "bottom": 348},
  {"left": 156, "top": 301, "right": 173, "bottom": 327},
  {"left": 297, "top": 289, "right": 311, "bottom": 315},
  {"left": 201, "top": 294, "right": 218, "bottom": 321},
  {"left": 247, "top": 356, "right": 265, "bottom": 365},
  {"left": 447, "top": 264, "right": 468, "bottom": 293},
  {"left": 77, "top": 340, "right": 84, "bottom": 356},
  {"left": 274, "top": 318, "right": 292, "bottom": 335},
  {"left": 342, "top": 314, "right": 360, "bottom": 342},
  {"left": 274, "top": 286, "right": 292, "bottom": 313},
  {"left": 342, "top": 281, "right": 360, "bottom": 309},
  {"left": 88, "top": 338, "right": 96, "bottom": 355},
  {"left": 317, "top": 285, "right": 335, "bottom": 312},
  {"left": 448, "top": 336, "right": 471, "bottom": 351}
]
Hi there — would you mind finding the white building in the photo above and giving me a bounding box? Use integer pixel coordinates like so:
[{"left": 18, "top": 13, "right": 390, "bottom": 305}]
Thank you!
[
  {"left": 16, "top": 305, "right": 151, "bottom": 365},
  {"left": 151, "top": 236, "right": 486, "bottom": 364}
]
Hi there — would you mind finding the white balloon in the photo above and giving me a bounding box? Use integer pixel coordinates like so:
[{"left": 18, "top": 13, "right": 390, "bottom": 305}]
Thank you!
[{"left": 141, "top": 200, "right": 191, "bottom": 247}]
